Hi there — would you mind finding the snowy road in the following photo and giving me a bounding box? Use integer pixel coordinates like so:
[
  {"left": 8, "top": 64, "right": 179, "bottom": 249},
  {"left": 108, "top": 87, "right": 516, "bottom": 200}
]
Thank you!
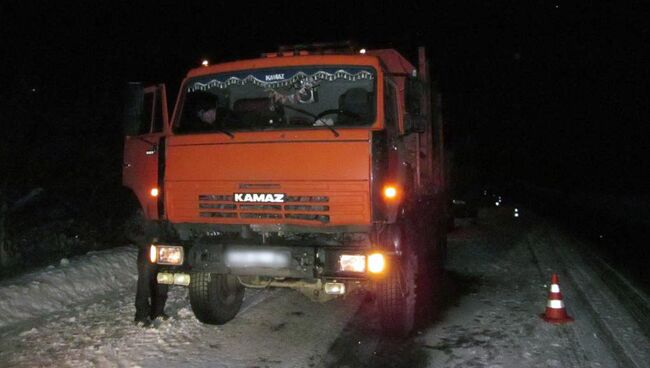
[{"left": 1, "top": 207, "right": 648, "bottom": 367}]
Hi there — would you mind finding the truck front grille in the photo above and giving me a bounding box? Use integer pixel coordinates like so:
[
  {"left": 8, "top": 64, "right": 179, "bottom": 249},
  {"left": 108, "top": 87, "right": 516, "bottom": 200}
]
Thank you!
[
  {"left": 199, "top": 212, "right": 237, "bottom": 218},
  {"left": 198, "top": 194, "right": 331, "bottom": 223}
]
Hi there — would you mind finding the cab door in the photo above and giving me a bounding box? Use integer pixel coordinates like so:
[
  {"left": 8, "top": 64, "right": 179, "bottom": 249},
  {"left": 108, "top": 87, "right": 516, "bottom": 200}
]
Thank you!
[{"left": 122, "top": 84, "right": 169, "bottom": 220}]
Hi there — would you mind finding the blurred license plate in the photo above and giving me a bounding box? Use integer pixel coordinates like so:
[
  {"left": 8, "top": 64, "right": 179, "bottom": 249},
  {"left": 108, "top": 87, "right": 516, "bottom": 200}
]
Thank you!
[{"left": 225, "top": 249, "right": 290, "bottom": 268}]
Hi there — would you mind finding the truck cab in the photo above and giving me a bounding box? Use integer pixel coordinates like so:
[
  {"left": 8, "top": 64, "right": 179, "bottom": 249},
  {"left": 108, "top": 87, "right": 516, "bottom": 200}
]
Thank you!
[{"left": 123, "top": 44, "right": 447, "bottom": 336}]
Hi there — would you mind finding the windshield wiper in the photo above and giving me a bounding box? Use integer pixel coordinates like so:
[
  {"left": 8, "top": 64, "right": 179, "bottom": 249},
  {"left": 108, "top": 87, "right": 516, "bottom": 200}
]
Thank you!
[
  {"left": 322, "top": 122, "right": 340, "bottom": 137},
  {"left": 313, "top": 109, "right": 342, "bottom": 137},
  {"left": 281, "top": 104, "right": 340, "bottom": 137}
]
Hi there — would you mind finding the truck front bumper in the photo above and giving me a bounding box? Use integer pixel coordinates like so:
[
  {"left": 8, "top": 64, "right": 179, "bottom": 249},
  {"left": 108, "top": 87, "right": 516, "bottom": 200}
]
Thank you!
[{"left": 154, "top": 242, "right": 381, "bottom": 281}]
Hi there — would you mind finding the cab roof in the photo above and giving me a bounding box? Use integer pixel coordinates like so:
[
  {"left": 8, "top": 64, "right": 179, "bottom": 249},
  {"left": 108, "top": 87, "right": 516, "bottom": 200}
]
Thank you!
[{"left": 186, "top": 49, "right": 415, "bottom": 78}]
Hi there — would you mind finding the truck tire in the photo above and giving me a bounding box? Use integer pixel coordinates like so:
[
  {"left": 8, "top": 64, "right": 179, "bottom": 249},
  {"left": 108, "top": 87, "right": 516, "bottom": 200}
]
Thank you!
[
  {"left": 189, "top": 272, "right": 244, "bottom": 325},
  {"left": 376, "top": 249, "right": 417, "bottom": 337}
]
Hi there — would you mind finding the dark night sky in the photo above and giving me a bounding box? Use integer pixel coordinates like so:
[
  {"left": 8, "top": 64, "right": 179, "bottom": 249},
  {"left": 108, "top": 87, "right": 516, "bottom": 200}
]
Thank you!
[{"left": 1, "top": 1, "right": 648, "bottom": 196}]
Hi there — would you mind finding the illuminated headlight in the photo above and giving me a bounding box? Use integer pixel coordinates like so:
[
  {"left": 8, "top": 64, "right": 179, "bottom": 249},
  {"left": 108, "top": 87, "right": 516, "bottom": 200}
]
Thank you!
[
  {"left": 339, "top": 255, "right": 366, "bottom": 272},
  {"left": 150, "top": 245, "right": 184, "bottom": 265}
]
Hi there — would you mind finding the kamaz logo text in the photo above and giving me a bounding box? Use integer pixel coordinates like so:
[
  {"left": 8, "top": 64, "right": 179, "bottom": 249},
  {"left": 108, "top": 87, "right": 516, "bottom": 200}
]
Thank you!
[
  {"left": 265, "top": 73, "right": 285, "bottom": 81},
  {"left": 233, "top": 193, "right": 286, "bottom": 203}
]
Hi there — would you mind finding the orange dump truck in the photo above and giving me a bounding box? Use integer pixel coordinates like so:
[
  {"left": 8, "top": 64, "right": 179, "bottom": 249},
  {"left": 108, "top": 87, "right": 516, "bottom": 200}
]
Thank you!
[{"left": 123, "top": 44, "right": 447, "bottom": 335}]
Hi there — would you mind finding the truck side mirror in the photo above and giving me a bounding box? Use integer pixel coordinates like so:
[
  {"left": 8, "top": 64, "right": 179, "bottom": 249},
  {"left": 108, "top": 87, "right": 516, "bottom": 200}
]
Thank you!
[
  {"left": 404, "top": 114, "right": 427, "bottom": 134},
  {"left": 123, "top": 82, "right": 144, "bottom": 136}
]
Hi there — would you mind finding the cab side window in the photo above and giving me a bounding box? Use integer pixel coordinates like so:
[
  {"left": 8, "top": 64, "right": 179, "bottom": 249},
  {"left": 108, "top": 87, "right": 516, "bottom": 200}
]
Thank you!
[
  {"left": 152, "top": 90, "right": 164, "bottom": 133},
  {"left": 124, "top": 84, "right": 167, "bottom": 136},
  {"left": 139, "top": 92, "right": 154, "bottom": 135},
  {"left": 138, "top": 88, "right": 166, "bottom": 135}
]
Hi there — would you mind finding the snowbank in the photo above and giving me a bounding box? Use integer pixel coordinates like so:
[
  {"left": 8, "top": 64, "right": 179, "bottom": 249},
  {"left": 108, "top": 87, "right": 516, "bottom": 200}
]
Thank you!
[{"left": 0, "top": 246, "right": 137, "bottom": 328}]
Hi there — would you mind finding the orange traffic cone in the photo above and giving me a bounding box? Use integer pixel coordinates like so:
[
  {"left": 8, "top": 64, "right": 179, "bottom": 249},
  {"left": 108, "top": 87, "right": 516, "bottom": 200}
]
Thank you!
[{"left": 541, "top": 274, "right": 573, "bottom": 323}]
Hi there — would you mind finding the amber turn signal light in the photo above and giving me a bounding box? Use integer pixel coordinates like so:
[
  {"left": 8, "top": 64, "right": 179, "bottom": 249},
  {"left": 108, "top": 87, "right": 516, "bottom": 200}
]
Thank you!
[
  {"left": 368, "top": 253, "right": 386, "bottom": 274},
  {"left": 382, "top": 185, "right": 399, "bottom": 201},
  {"left": 149, "top": 244, "right": 158, "bottom": 263}
]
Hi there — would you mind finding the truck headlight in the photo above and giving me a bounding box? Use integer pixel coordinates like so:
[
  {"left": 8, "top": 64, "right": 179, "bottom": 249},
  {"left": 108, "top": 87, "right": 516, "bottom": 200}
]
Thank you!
[
  {"left": 339, "top": 254, "right": 366, "bottom": 272},
  {"left": 150, "top": 245, "right": 184, "bottom": 265}
]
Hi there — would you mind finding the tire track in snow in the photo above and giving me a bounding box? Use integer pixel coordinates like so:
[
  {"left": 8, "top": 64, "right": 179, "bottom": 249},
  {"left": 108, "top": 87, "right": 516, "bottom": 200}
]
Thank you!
[{"left": 528, "top": 224, "right": 649, "bottom": 368}]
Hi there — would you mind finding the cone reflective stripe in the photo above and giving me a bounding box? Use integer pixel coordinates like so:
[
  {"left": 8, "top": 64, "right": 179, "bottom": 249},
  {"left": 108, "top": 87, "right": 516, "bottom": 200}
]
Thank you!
[
  {"left": 550, "top": 284, "right": 560, "bottom": 293},
  {"left": 541, "top": 273, "right": 573, "bottom": 323},
  {"left": 547, "top": 299, "right": 564, "bottom": 309}
]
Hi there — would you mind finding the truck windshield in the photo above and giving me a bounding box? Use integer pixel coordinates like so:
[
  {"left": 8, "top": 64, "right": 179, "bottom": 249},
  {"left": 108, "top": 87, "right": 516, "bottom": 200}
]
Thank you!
[{"left": 174, "top": 66, "right": 376, "bottom": 134}]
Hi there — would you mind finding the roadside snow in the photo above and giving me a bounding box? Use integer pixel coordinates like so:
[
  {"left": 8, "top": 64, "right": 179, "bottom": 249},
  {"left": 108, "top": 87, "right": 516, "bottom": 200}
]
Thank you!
[
  {"left": 0, "top": 245, "right": 362, "bottom": 367},
  {"left": 0, "top": 246, "right": 137, "bottom": 328}
]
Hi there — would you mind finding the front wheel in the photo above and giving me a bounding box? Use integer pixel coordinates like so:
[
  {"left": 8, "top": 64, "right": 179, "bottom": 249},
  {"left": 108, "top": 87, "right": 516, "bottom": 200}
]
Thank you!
[
  {"left": 189, "top": 272, "right": 244, "bottom": 325},
  {"left": 376, "top": 250, "right": 417, "bottom": 337}
]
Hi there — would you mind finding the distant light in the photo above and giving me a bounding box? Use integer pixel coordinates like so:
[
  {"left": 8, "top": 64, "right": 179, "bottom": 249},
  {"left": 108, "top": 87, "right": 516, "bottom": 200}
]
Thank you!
[
  {"left": 495, "top": 201, "right": 500, "bottom": 207},
  {"left": 201, "top": 60, "right": 209, "bottom": 67},
  {"left": 359, "top": 48, "right": 366, "bottom": 54},
  {"left": 514, "top": 213, "right": 519, "bottom": 218},
  {"left": 31, "top": 88, "right": 37, "bottom": 92}
]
